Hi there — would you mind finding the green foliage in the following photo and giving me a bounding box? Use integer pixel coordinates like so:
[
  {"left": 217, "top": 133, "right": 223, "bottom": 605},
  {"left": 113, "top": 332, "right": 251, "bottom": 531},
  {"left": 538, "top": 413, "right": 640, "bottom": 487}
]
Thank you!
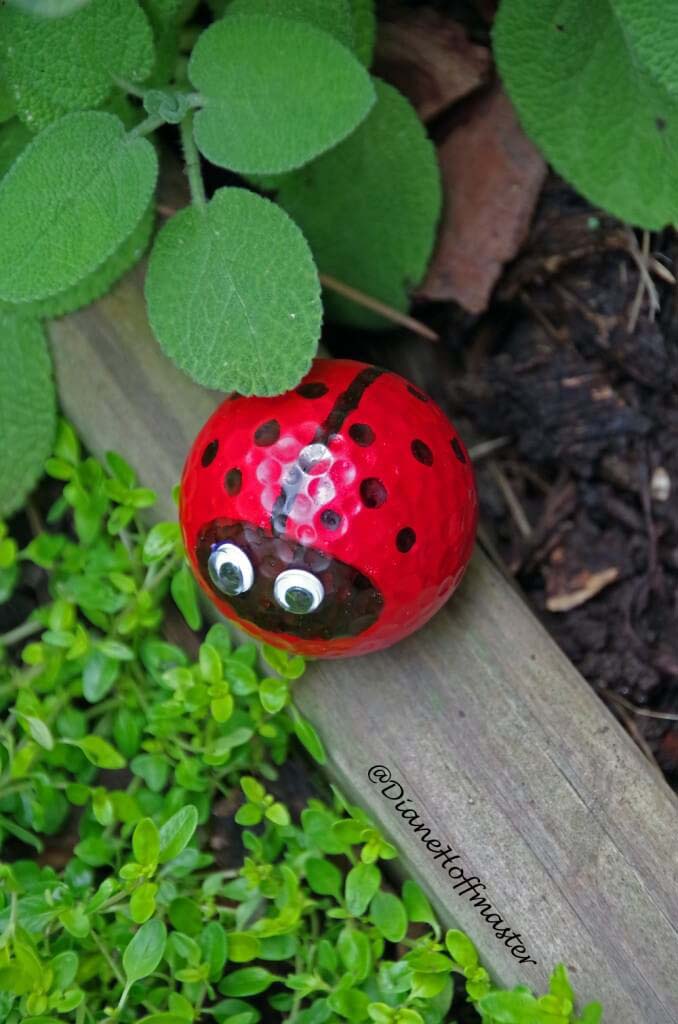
[
  {"left": 0, "top": 0, "right": 154, "bottom": 128},
  {"left": 227, "top": 0, "right": 356, "bottom": 50},
  {"left": 494, "top": 0, "right": 678, "bottom": 228},
  {"left": 276, "top": 80, "right": 442, "bottom": 327},
  {"left": 0, "top": 430, "right": 603, "bottom": 1024},
  {"left": 0, "top": 314, "right": 56, "bottom": 517},
  {"left": 145, "top": 188, "right": 322, "bottom": 394},
  {"left": 2, "top": 205, "right": 156, "bottom": 321},
  {"left": 348, "top": 0, "right": 377, "bottom": 66},
  {"left": 0, "top": 112, "right": 157, "bottom": 303},
  {"left": 189, "top": 14, "right": 375, "bottom": 174}
]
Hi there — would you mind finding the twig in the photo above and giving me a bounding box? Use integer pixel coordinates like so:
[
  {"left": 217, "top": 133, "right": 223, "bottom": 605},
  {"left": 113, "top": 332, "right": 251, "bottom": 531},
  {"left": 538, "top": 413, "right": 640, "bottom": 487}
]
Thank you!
[
  {"left": 600, "top": 688, "right": 678, "bottom": 722},
  {"left": 468, "top": 437, "right": 511, "bottom": 461},
  {"left": 627, "top": 229, "right": 661, "bottom": 333},
  {"left": 319, "top": 274, "right": 439, "bottom": 342},
  {"left": 489, "top": 461, "right": 532, "bottom": 539}
]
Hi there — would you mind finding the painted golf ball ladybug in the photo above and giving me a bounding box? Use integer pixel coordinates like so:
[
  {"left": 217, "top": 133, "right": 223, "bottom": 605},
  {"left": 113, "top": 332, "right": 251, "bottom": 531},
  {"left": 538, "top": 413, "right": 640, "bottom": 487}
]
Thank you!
[{"left": 180, "top": 358, "right": 478, "bottom": 658}]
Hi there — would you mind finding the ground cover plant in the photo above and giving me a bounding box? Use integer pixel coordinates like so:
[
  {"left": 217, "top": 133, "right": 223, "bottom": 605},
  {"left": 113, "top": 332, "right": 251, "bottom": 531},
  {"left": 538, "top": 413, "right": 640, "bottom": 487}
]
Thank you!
[{"left": 0, "top": 426, "right": 604, "bottom": 1023}]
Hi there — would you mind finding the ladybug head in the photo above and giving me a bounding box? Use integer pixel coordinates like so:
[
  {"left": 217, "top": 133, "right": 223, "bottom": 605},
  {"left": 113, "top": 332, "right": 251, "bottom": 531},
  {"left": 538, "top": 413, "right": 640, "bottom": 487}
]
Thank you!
[{"left": 196, "top": 515, "right": 383, "bottom": 641}]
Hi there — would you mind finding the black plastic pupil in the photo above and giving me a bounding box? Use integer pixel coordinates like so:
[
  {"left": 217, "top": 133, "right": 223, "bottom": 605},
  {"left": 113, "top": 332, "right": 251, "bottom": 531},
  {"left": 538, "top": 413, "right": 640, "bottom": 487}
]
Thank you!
[
  {"left": 284, "top": 586, "right": 314, "bottom": 614},
  {"left": 216, "top": 561, "right": 242, "bottom": 594}
]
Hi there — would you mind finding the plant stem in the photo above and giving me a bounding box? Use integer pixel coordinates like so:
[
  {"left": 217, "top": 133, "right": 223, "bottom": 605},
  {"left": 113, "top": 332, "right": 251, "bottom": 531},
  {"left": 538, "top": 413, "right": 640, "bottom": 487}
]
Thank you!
[
  {"left": 319, "top": 273, "right": 439, "bottom": 342},
  {"left": 128, "top": 114, "right": 164, "bottom": 139},
  {"left": 114, "top": 76, "right": 147, "bottom": 100},
  {"left": 0, "top": 617, "right": 42, "bottom": 647},
  {"left": 180, "top": 113, "right": 207, "bottom": 209}
]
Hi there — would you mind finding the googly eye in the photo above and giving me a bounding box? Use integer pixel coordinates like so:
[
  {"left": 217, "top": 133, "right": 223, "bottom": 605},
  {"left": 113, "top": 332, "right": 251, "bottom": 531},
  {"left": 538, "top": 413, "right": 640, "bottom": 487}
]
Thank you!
[
  {"left": 273, "top": 568, "right": 324, "bottom": 615},
  {"left": 207, "top": 542, "right": 254, "bottom": 597}
]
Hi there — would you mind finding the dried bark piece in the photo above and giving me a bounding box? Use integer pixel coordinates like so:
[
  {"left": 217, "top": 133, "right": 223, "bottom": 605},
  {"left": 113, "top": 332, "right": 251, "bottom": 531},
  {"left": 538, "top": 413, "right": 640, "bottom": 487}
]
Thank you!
[
  {"left": 373, "top": 5, "right": 490, "bottom": 122},
  {"left": 419, "top": 84, "right": 547, "bottom": 313}
]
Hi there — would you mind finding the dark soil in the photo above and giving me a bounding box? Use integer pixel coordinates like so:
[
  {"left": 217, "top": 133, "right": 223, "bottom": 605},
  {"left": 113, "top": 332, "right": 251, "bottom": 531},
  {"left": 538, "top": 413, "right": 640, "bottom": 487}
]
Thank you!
[{"left": 331, "top": 175, "right": 678, "bottom": 792}]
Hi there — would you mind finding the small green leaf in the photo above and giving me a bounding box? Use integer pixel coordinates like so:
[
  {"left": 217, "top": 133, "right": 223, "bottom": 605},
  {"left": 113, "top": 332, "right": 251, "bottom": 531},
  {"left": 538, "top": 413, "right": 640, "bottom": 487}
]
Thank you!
[
  {"left": 170, "top": 563, "right": 202, "bottom": 630},
  {"left": 227, "top": 933, "right": 260, "bottom": 963},
  {"left": 402, "top": 880, "right": 437, "bottom": 930},
  {"left": 493, "top": 0, "right": 678, "bottom": 228},
  {"left": 227, "top": 0, "right": 355, "bottom": 49},
  {"left": 130, "top": 882, "right": 158, "bottom": 924},
  {"left": 0, "top": 314, "right": 56, "bottom": 518},
  {"left": 133, "top": 817, "right": 161, "bottom": 866},
  {"left": 69, "top": 735, "right": 125, "bottom": 769},
  {"left": 145, "top": 187, "right": 322, "bottom": 395},
  {"left": 369, "top": 891, "right": 408, "bottom": 943},
  {"left": 337, "top": 926, "right": 371, "bottom": 981},
  {"left": 158, "top": 805, "right": 199, "bottom": 862},
  {"left": 259, "top": 677, "right": 289, "bottom": 714},
  {"left": 18, "top": 714, "right": 53, "bottom": 751},
  {"left": 82, "top": 650, "right": 119, "bottom": 703},
  {"left": 276, "top": 80, "right": 441, "bottom": 327},
  {"left": 189, "top": 14, "right": 375, "bottom": 174},
  {"left": 123, "top": 919, "right": 167, "bottom": 984},
  {"left": 199, "top": 921, "right": 228, "bottom": 981},
  {"left": 219, "top": 966, "right": 275, "bottom": 997},
  {"left": 0, "top": 0, "right": 154, "bottom": 129},
  {"left": 476, "top": 988, "right": 539, "bottom": 1022},
  {"left": 345, "top": 862, "right": 380, "bottom": 917},
  {"left": 291, "top": 711, "right": 326, "bottom": 765},
  {"left": 0, "top": 112, "right": 157, "bottom": 303},
  {"left": 445, "top": 929, "right": 478, "bottom": 970},
  {"left": 306, "top": 857, "right": 342, "bottom": 899}
]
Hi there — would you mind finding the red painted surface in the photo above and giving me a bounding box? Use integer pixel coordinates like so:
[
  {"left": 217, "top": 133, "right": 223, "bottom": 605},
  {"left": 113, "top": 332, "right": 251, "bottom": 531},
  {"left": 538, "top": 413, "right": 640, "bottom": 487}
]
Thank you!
[{"left": 180, "top": 358, "right": 478, "bottom": 658}]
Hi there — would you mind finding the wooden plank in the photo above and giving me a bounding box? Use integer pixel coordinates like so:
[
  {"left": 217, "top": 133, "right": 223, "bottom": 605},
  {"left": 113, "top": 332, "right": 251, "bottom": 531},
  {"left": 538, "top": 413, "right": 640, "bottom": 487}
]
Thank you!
[{"left": 50, "top": 265, "right": 678, "bottom": 1024}]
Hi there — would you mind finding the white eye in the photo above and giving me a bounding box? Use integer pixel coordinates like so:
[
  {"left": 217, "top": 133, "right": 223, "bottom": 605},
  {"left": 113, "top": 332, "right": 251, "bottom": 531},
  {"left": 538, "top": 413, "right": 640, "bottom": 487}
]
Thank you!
[
  {"left": 273, "top": 569, "right": 324, "bottom": 615},
  {"left": 207, "top": 543, "right": 254, "bottom": 596}
]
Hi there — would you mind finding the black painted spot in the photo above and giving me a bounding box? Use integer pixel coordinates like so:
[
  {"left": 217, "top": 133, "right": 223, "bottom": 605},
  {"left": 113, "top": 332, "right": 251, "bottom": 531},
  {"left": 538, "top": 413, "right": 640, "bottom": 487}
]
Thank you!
[
  {"left": 396, "top": 527, "right": 416, "bottom": 553},
  {"left": 349, "top": 422, "right": 375, "bottom": 447},
  {"left": 320, "top": 508, "right": 342, "bottom": 531},
  {"left": 451, "top": 437, "right": 467, "bottom": 464},
  {"left": 254, "top": 419, "right": 280, "bottom": 446},
  {"left": 407, "top": 385, "right": 429, "bottom": 403},
  {"left": 411, "top": 439, "right": 433, "bottom": 466},
  {"left": 656, "top": 116, "right": 667, "bottom": 132},
  {"left": 297, "top": 381, "right": 329, "bottom": 399},
  {"left": 225, "top": 467, "right": 242, "bottom": 496},
  {"left": 360, "top": 478, "right": 387, "bottom": 509},
  {"left": 555, "top": 22, "right": 565, "bottom": 31},
  {"left": 201, "top": 439, "right": 219, "bottom": 467}
]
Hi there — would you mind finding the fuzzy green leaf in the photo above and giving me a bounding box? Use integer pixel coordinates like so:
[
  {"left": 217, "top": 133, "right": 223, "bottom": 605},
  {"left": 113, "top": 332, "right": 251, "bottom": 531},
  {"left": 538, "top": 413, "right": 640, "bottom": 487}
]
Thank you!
[
  {"left": 145, "top": 187, "right": 322, "bottom": 395},
  {"left": 0, "top": 314, "right": 56, "bottom": 517},
  {"left": 189, "top": 14, "right": 375, "bottom": 174},
  {"left": 2, "top": 205, "right": 155, "bottom": 321},
  {"left": 0, "top": 119, "right": 32, "bottom": 178},
  {"left": 0, "top": 0, "right": 154, "bottom": 129},
  {"left": 493, "top": 0, "right": 678, "bottom": 229},
  {"left": 608, "top": 1, "right": 678, "bottom": 94},
  {"left": 276, "top": 80, "right": 441, "bottom": 327},
  {"left": 227, "top": 0, "right": 355, "bottom": 49},
  {"left": 348, "top": 0, "right": 376, "bottom": 66},
  {"left": 0, "top": 113, "right": 157, "bottom": 303}
]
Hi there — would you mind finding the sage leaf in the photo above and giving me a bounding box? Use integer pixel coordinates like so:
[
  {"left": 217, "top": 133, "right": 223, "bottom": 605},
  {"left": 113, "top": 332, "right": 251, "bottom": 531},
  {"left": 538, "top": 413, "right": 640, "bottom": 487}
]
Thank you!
[
  {"left": 0, "top": 314, "right": 56, "bottom": 517},
  {"left": 0, "top": 112, "right": 157, "bottom": 303},
  {"left": 276, "top": 80, "right": 441, "bottom": 327},
  {"left": 145, "top": 187, "right": 322, "bottom": 395},
  {"left": 348, "top": 0, "right": 376, "bottom": 66},
  {"left": 226, "top": 0, "right": 355, "bottom": 50},
  {"left": 189, "top": 14, "right": 375, "bottom": 174},
  {"left": 494, "top": 0, "right": 678, "bottom": 228},
  {"left": 0, "top": 0, "right": 154, "bottom": 128}
]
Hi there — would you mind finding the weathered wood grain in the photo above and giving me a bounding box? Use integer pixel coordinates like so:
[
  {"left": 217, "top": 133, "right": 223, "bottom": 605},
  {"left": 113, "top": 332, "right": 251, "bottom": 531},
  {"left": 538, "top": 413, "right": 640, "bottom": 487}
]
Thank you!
[{"left": 50, "top": 264, "right": 678, "bottom": 1024}]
